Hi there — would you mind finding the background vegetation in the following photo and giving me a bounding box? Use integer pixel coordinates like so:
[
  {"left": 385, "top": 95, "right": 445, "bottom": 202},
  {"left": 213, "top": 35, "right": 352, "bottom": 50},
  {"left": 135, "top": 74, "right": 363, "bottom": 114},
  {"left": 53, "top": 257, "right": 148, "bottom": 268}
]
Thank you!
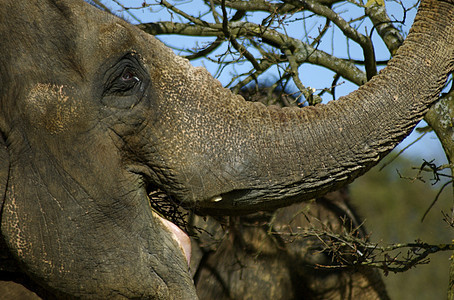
[{"left": 351, "top": 154, "right": 452, "bottom": 299}]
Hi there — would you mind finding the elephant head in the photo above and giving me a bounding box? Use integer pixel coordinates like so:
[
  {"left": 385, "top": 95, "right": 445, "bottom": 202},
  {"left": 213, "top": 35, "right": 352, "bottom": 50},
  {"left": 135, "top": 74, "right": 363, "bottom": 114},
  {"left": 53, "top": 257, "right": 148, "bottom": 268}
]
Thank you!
[{"left": 0, "top": 0, "right": 453, "bottom": 298}]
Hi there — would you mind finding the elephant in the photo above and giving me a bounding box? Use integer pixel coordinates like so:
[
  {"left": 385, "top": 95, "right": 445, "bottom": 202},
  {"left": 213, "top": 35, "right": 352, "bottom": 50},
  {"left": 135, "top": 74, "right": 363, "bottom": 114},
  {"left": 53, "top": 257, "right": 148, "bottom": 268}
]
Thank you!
[
  {"left": 0, "top": 0, "right": 453, "bottom": 298},
  {"left": 0, "top": 188, "right": 390, "bottom": 300}
]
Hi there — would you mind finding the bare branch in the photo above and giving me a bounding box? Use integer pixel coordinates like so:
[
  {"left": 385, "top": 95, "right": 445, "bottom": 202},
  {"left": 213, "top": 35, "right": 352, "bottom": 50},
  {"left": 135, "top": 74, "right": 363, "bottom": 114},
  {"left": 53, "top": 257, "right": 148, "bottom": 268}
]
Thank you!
[
  {"left": 284, "top": 0, "right": 377, "bottom": 79},
  {"left": 91, "top": 0, "right": 112, "bottom": 12},
  {"left": 365, "top": 2, "right": 405, "bottom": 55},
  {"left": 184, "top": 37, "right": 224, "bottom": 60},
  {"left": 138, "top": 21, "right": 367, "bottom": 85},
  {"left": 160, "top": 0, "right": 211, "bottom": 27},
  {"left": 282, "top": 45, "right": 322, "bottom": 104}
]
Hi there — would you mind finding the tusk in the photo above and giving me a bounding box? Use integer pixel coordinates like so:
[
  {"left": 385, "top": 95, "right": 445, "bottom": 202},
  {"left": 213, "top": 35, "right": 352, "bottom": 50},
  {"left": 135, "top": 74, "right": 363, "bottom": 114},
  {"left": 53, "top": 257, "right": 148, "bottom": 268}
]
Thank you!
[{"left": 210, "top": 196, "right": 222, "bottom": 202}]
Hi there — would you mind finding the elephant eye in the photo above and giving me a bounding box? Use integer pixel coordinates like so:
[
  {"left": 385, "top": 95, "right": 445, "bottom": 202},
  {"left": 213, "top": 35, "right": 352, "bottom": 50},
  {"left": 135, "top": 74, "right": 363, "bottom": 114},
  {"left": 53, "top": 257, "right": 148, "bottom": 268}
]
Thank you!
[
  {"left": 117, "top": 66, "right": 141, "bottom": 91},
  {"left": 101, "top": 54, "right": 148, "bottom": 109},
  {"left": 121, "top": 68, "right": 140, "bottom": 83},
  {"left": 105, "top": 66, "right": 142, "bottom": 96}
]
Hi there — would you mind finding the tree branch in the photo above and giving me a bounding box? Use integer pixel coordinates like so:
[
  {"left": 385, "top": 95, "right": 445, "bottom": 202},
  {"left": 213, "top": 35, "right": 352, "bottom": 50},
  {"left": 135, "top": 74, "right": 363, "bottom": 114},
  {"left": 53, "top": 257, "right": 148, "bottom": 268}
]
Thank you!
[
  {"left": 284, "top": 0, "right": 377, "bottom": 79},
  {"left": 365, "top": 2, "right": 405, "bottom": 55},
  {"left": 138, "top": 21, "right": 367, "bottom": 85}
]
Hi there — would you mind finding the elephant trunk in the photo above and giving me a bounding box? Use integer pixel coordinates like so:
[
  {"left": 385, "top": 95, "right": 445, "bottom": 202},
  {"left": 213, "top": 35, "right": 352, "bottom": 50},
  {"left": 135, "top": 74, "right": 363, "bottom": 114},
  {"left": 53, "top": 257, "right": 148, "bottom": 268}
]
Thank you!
[{"left": 149, "top": 0, "right": 454, "bottom": 215}]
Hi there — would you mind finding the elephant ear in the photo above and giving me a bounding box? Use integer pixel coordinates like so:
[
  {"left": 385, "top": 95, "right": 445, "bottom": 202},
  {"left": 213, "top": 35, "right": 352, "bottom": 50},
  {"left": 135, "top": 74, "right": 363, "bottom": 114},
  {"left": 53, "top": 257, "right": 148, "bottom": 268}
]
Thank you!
[{"left": 0, "top": 134, "right": 8, "bottom": 213}]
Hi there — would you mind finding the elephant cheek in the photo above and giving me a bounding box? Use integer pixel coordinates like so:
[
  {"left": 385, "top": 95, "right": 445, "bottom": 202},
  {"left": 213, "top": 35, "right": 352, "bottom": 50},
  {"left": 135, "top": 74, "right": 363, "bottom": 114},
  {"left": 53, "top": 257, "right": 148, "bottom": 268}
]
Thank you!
[{"left": 24, "top": 83, "right": 82, "bottom": 134}]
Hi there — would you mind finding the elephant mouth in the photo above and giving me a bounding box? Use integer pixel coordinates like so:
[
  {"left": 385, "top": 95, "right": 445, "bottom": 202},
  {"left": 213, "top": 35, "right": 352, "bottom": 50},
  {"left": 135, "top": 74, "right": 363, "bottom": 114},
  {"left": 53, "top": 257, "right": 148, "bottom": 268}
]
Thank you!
[{"left": 146, "top": 186, "right": 192, "bottom": 266}]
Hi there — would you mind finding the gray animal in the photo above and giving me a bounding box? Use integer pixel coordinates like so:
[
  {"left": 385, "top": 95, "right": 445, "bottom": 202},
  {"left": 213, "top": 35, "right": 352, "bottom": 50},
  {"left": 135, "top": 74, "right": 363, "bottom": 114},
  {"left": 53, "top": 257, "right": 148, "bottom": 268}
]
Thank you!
[{"left": 0, "top": 0, "right": 453, "bottom": 298}]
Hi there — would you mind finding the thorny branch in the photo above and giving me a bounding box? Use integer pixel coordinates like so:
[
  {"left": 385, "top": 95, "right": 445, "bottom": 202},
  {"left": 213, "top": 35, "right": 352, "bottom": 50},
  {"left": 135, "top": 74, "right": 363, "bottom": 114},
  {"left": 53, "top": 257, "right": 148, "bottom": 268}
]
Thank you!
[
  {"left": 269, "top": 217, "right": 454, "bottom": 275},
  {"left": 382, "top": 158, "right": 454, "bottom": 223}
]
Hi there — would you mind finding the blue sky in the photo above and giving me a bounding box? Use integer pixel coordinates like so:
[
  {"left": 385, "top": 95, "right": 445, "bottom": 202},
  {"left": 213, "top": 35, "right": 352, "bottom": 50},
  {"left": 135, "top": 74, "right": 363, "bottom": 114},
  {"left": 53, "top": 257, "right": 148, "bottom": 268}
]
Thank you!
[{"left": 104, "top": 0, "right": 447, "bottom": 166}]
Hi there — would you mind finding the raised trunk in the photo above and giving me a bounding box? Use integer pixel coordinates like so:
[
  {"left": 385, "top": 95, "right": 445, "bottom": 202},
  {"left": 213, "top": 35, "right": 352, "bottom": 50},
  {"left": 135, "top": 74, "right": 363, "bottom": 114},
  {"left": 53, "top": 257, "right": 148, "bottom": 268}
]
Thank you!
[{"left": 153, "top": 0, "right": 454, "bottom": 214}]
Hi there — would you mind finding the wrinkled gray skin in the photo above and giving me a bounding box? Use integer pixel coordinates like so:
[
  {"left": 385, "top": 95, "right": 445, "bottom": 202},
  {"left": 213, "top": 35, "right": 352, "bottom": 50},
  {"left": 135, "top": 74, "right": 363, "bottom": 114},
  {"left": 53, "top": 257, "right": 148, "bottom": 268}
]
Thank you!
[{"left": 0, "top": 0, "right": 453, "bottom": 298}]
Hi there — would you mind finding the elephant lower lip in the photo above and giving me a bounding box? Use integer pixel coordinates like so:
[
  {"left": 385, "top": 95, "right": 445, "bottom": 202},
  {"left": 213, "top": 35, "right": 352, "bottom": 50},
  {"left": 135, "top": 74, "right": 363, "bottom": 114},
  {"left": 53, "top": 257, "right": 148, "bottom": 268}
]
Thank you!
[
  {"left": 147, "top": 186, "right": 191, "bottom": 266},
  {"left": 154, "top": 213, "right": 192, "bottom": 266}
]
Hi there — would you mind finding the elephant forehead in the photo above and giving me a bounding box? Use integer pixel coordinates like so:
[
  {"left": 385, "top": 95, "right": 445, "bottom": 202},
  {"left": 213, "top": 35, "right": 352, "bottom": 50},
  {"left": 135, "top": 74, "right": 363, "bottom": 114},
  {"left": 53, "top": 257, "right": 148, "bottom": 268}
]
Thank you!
[
  {"left": 97, "top": 22, "right": 136, "bottom": 55},
  {"left": 25, "top": 83, "right": 81, "bottom": 134}
]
